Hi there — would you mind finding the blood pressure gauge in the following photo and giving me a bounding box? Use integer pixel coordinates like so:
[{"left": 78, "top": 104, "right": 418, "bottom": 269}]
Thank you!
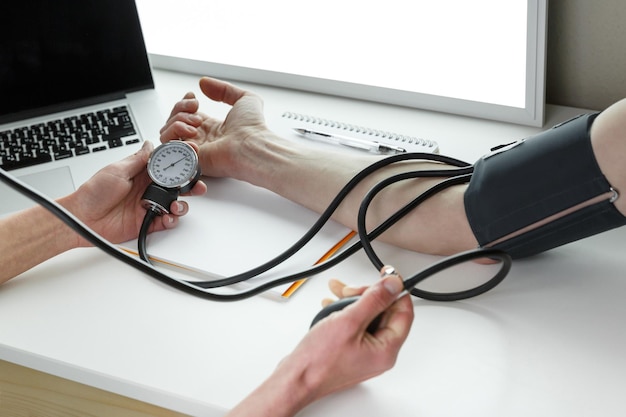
[{"left": 141, "top": 141, "right": 201, "bottom": 214}]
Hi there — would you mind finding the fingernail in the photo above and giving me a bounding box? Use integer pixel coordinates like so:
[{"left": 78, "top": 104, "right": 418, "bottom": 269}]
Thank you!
[
  {"left": 380, "top": 266, "right": 402, "bottom": 294},
  {"left": 383, "top": 276, "right": 404, "bottom": 295},
  {"left": 176, "top": 202, "right": 184, "bottom": 213}
]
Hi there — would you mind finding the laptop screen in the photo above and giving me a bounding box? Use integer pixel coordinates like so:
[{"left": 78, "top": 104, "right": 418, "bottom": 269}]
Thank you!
[{"left": 0, "top": 0, "right": 154, "bottom": 123}]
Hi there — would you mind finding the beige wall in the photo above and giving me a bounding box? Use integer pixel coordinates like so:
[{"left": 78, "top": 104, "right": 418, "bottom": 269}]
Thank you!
[{"left": 546, "top": 0, "right": 626, "bottom": 110}]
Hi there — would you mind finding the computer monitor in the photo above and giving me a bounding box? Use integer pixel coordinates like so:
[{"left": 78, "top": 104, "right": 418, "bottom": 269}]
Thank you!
[{"left": 136, "top": 0, "right": 547, "bottom": 126}]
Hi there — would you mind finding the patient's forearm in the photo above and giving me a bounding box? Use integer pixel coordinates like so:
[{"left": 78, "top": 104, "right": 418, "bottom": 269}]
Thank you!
[{"left": 233, "top": 131, "right": 478, "bottom": 255}]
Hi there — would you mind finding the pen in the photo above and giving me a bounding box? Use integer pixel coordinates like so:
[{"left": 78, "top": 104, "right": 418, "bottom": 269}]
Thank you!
[{"left": 293, "top": 128, "right": 406, "bottom": 155}]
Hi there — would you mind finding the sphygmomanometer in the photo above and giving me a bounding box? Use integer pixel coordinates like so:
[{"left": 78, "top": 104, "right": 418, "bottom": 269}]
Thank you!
[
  {"left": 135, "top": 142, "right": 512, "bottom": 303},
  {"left": 1, "top": 112, "right": 623, "bottom": 329}
]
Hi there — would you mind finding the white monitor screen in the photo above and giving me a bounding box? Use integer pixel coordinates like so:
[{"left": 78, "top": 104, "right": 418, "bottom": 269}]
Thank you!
[{"left": 136, "top": 0, "right": 546, "bottom": 126}]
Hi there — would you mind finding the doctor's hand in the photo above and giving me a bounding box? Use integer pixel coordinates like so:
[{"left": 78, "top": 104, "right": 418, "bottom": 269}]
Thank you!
[
  {"left": 226, "top": 267, "right": 414, "bottom": 417},
  {"left": 159, "top": 76, "right": 271, "bottom": 182},
  {"left": 300, "top": 267, "right": 414, "bottom": 400},
  {"left": 59, "top": 141, "right": 207, "bottom": 248}
]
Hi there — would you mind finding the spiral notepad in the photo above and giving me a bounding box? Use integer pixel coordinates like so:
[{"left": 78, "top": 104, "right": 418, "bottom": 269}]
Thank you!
[{"left": 281, "top": 112, "right": 438, "bottom": 153}]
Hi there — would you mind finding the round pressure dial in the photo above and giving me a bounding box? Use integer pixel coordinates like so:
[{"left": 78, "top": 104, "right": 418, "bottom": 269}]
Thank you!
[{"left": 147, "top": 141, "right": 200, "bottom": 193}]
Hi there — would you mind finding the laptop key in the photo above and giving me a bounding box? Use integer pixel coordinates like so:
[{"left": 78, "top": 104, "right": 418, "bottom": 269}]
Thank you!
[
  {"left": 108, "top": 138, "right": 124, "bottom": 148},
  {"left": 75, "top": 146, "right": 91, "bottom": 156},
  {"left": 53, "top": 149, "right": 74, "bottom": 160}
]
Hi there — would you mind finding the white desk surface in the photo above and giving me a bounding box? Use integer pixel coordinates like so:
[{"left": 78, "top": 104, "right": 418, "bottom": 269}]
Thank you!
[{"left": 2, "top": 69, "right": 626, "bottom": 417}]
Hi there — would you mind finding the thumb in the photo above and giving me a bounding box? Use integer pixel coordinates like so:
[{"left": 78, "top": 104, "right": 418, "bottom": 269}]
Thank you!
[
  {"left": 351, "top": 266, "right": 404, "bottom": 332},
  {"left": 136, "top": 140, "right": 154, "bottom": 161},
  {"left": 122, "top": 141, "right": 153, "bottom": 179}
]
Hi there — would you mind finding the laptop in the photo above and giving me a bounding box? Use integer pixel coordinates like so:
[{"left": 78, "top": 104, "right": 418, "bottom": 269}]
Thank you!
[{"left": 0, "top": 0, "right": 163, "bottom": 216}]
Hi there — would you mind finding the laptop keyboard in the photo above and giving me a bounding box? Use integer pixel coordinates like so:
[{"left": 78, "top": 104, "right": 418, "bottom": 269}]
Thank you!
[{"left": 0, "top": 106, "right": 140, "bottom": 171}]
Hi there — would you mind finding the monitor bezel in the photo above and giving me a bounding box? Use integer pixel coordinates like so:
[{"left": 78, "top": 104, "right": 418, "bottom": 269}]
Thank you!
[{"left": 143, "top": 0, "right": 547, "bottom": 127}]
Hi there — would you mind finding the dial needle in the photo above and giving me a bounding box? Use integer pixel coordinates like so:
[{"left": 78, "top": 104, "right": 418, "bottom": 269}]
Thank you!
[{"left": 163, "top": 156, "right": 186, "bottom": 171}]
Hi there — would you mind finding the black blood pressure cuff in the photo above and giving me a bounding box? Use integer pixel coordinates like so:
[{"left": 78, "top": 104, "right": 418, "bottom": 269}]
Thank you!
[{"left": 464, "top": 112, "right": 626, "bottom": 258}]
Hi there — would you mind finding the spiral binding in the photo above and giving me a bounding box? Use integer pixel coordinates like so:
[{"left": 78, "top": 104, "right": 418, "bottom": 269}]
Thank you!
[{"left": 281, "top": 111, "right": 437, "bottom": 148}]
